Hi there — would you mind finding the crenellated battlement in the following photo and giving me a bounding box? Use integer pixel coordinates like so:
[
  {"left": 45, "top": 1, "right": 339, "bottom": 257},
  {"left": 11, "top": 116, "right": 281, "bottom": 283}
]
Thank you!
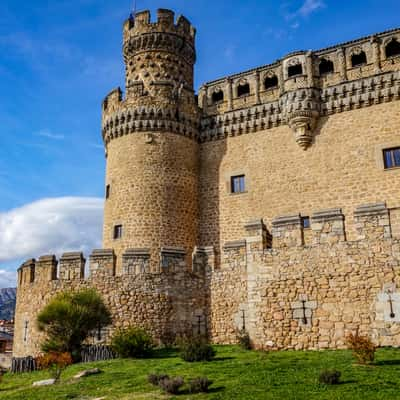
[{"left": 123, "top": 9, "right": 196, "bottom": 48}]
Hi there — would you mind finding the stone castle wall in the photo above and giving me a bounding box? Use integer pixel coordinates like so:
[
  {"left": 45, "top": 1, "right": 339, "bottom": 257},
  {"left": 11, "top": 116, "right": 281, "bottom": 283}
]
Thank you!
[{"left": 14, "top": 202, "right": 400, "bottom": 356}]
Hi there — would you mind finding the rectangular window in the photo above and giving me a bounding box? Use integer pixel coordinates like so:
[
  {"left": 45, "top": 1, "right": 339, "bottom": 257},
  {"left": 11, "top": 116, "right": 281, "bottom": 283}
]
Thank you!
[
  {"left": 231, "top": 175, "right": 246, "bottom": 194},
  {"left": 383, "top": 147, "right": 400, "bottom": 169},
  {"left": 106, "top": 184, "right": 110, "bottom": 199},
  {"left": 113, "top": 225, "right": 122, "bottom": 239},
  {"left": 301, "top": 216, "right": 310, "bottom": 229}
]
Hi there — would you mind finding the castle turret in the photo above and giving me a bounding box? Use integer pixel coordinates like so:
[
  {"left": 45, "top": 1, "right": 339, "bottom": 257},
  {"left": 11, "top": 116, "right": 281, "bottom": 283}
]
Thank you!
[{"left": 102, "top": 9, "right": 200, "bottom": 273}]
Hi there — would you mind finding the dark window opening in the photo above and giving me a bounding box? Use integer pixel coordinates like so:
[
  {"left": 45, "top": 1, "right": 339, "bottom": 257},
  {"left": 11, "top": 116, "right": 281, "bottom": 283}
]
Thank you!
[
  {"left": 237, "top": 83, "right": 250, "bottom": 97},
  {"left": 106, "top": 184, "right": 110, "bottom": 199},
  {"left": 212, "top": 90, "right": 224, "bottom": 103},
  {"left": 383, "top": 147, "right": 400, "bottom": 169},
  {"left": 231, "top": 175, "right": 246, "bottom": 194},
  {"left": 301, "top": 216, "right": 311, "bottom": 229},
  {"left": 385, "top": 39, "right": 400, "bottom": 58},
  {"left": 351, "top": 52, "right": 367, "bottom": 67},
  {"left": 288, "top": 64, "right": 303, "bottom": 77},
  {"left": 264, "top": 75, "right": 278, "bottom": 90},
  {"left": 113, "top": 225, "right": 123, "bottom": 239},
  {"left": 319, "top": 58, "right": 334, "bottom": 75}
]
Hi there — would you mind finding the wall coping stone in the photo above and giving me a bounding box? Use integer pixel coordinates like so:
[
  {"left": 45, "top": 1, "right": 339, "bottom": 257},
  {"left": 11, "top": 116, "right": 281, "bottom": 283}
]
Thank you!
[
  {"left": 123, "top": 248, "right": 151, "bottom": 257},
  {"left": 161, "top": 246, "right": 186, "bottom": 256},
  {"left": 354, "top": 202, "right": 388, "bottom": 217},
  {"left": 272, "top": 214, "right": 301, "bottom": 227},
  {"left": 38, "top": 255, "right": 56, "bottom": 263},
  {"left": 244, "top": 219, "right": 266, "bottom": 231},
  {"left": 60, "top": 252, "right": 85, "bottom": 261},
  {"left": 312, "top": 208, "right": 344, "bottom": 222},
  {"left": 194, "top": 246, "right": 215, "bottom": 255},
  {"left": 223, "top": 240, "right": 247, "bottom": 250},
  {"left": 90, "top": 249, "right": 115, "bottom": 257}
]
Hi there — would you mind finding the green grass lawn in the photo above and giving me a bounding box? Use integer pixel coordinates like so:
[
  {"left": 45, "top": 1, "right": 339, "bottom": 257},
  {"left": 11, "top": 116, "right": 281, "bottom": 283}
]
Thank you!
[{"left": 1, "top": 346, "right": 400, "bottom": 400}]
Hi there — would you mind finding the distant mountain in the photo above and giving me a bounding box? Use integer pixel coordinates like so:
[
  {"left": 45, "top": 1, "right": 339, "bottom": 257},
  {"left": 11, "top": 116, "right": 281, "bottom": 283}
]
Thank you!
[{"left": 0, "top": 288, "right": 16, "bottom": 320}]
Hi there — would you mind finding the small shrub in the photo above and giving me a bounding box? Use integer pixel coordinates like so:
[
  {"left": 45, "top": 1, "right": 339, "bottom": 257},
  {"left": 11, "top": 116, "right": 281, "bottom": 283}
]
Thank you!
[
  {"left": 36, "top": 351, "right": 73, "bottom": 381},
  {"left": 189, "top": 376, "right": 213, "bottom": 393},
  {"left": 236, "top": 329, "right": 252, "bottom": 350},
  {"left": 319, "top": 369, "right": 341, "bottom": 385},
  {"left": 158, "top": 376, "right": 184, "bottom": 395},
  {"left": 148, "top": 373, "right": 169, "bottom": 386},
  {"left": 179, "top": 336, "right": 216, "bottom": 362},
  {"left": 111, "top": 327, "right": 154, "bottom": 358},
  {"left": 346, "top": 332, "right": 376, "bottom": 364}
]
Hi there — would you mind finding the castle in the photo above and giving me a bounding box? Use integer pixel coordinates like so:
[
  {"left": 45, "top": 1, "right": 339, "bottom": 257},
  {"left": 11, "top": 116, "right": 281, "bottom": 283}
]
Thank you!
[{"left": 13, "top": 9, "right": 400, "bottom": 357}]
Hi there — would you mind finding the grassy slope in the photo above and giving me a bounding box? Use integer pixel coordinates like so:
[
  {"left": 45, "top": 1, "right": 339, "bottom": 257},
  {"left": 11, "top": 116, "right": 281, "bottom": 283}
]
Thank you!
[{"left": 1, "top": 346, "right": 400, "bottom": 400}]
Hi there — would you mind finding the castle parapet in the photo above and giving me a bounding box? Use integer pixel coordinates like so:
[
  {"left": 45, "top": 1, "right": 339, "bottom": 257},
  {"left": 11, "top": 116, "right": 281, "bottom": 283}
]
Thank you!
[
  {"left": 354, "top": 202, "right": 391, "bottom": 240},
  {"left": 272, "top": 214, "right": 303, "bottom": 248},
  {"left": 222, "top": 241, "right": 247, "bottom": 269},
  {"left": 311, "top": 208, "right": 345, "bottom": 244},
  {"left": 36, "top": 255, "right": 57, "bottom": 283},
  {"left": 89, "top": 249, "right": 115, "bottom": 278},
  {"left": 192, "top": 246, "right": 215, "bottom": 273},
  {"left": 18, "top": 259, "right": 35, "bottom": 286},
  {"left": 59, "top": 252, "right": 85, "bottom": 281},
  {"left": 122, "top": 248, "right": 150, "bottom": 275},
  {"left": 102, "top": 87, "right": 123, "bottom": 115}
]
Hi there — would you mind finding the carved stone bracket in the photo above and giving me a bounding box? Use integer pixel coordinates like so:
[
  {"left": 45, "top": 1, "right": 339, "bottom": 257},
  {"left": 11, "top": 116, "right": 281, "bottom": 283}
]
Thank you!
[{"left": 287, "top": 110, "right": 319, "bottom": 150}]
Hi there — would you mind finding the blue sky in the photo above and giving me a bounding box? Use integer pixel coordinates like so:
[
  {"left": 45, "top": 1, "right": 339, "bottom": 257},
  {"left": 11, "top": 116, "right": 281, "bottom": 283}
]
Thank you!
[{"left": 0, "top": 0, "right": 399, "bottom": 287}]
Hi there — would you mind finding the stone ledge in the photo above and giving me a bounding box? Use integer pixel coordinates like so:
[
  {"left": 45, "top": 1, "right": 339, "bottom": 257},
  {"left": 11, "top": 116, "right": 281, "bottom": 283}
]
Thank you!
[
  {"left": 272, "top": 214, "right": 301, "bottom": 227},
  {"left": 312, "top": 208, "right": 344, "bottom": 222},
  {"left": 38, "top": 255, "right": 56, "bottom": 263},
  {"left": 90, "top": 249, "right": 115, "bottom": 257},
  {"left": 161, "top": 246, "right": 186, "bottom": 256},
  {"left": 244, "top": 219, "right": 266, "bottom": 231},
  {"left": 60, "top": 252, "right": 85, "bottom": 261},
  {"left": 223, "top": 240, "right": 247, "bottom": 250},
  {"left": 123, "top": 248, "right": 150, "bottom": 257},
  {"left": 354, "top": 202, "right": 388, "bottom": 217}
]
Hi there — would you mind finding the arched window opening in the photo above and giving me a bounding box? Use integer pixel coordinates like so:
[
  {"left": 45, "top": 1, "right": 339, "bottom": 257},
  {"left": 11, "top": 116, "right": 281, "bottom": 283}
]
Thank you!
[
  {"left": 385, "top": 39, "right": 400, "bottom": 58},
  {"left": 237, "top": 83, "right": 250, "bottom": 97},
  {"left": 288, "top": 64, "right": 303, "bottom": 77},
  {"left": 351, "top": 52, "right": 367, "bottom": 67},
  {"left": 264, "top": 75, "right": 278, "bottom": 90},
  {"left": 319, "top": 58, "right": 334, "bottom": 75},
  {"left": 212, "top": 90, "right": 224, "bottom": 103}
]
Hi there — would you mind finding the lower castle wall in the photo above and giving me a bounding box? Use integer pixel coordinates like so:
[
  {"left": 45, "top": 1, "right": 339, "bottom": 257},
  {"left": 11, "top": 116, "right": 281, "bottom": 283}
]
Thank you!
[{"left": 13, "top": 203, "right": 400, "bottom": 357}]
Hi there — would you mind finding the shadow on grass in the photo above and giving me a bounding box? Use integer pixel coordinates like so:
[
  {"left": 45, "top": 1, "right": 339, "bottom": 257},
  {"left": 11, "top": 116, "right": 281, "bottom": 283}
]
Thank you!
[
  {"left": 151, "top": 348, "right": 179, "bottom": 359},
  {"left": 373, "top": 359, "right": 400, "bottom": 366},
  {"left": 180, "top": 386, "right": 225, "bottom": 395},
  {"left": 211, "top": 357, "right": 234, "bottom": 362}
]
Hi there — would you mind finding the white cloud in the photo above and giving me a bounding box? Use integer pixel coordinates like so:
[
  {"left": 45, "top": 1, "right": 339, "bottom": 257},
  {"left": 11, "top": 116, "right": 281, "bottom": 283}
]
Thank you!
[
  {"left": 298, "top": 0, "right": 325, "bottom": 17},
  {"left": 36, "top": 129, "right": 65, "bottom": 140},
  {"left": 0, "top": 197, "right": 104, "bottom": 265},
  {"left": 0, "top": 269, "right": 17, "bottom": 288}
]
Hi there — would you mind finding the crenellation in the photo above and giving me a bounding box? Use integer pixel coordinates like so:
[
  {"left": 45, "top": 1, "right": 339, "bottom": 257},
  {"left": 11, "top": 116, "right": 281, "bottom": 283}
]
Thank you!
[
  {"left": 311, "top": 208, "right": 346, "bottom": 245},
  {"left": 59, "top": 252, "right": 85, "bottom": 281},
  {"left": 36, "top": 255, "right": 57, "bottom": 283},
  {"left": 122, "top": 248, "right": 150, "bottom": 275},
  {"left": 272, "top": 214, "right": 303, "bottom": 248},
  {"left": 89, "top": 249, "right": 116, "bottom": 278}
]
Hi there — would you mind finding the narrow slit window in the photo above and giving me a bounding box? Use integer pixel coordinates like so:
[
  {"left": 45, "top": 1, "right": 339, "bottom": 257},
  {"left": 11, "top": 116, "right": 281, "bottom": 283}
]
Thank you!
[
  {"left": 231, "top": 175, "right": 245, "bottom": 194},
  {"left": 237, "top": 83, "right": 250, "bottom": 97},
  {"left": 383, "top": 147, "right": 400, "bottom": 169},
  {"left": 113, "top": 225, "right": 123, "bottom": 239},
  {"left": 212, "top": 90, "right": 224, "bottom": 103},
  {"left": 385, "top": 39, "right": 400, "bottom": 58},
  {"left": 264, "top": 75, "right": 278, "bottom": 90},
  {"left": 106, "top": 184, "right": 110, "bottom": 199},
  {"left": 351, "top": 52, "right": 367, "bottom": 67},
  {"left": 301, "top": 216, "right": 310, "bottom": 229},
  {"left": 288, "top": 64, "right": 303, "bottom": 77}
]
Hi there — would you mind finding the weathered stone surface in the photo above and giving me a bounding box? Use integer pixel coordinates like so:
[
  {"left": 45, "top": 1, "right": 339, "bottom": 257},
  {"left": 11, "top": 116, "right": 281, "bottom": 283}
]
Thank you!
[{"left": 32, "top": 379, "right": 56, "bottom": 386}]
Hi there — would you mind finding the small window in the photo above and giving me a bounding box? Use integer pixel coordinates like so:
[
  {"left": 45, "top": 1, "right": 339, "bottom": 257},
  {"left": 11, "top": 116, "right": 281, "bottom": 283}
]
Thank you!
[
  {"left": 351, "top": 52, "right": 367, "bottom": 67},
  {"left": 385, "top": 39, "right": 400, "bottom": 58},
  {"left": 301, "top": 216, "right": 310, "bottom": 229},
  {"left": 237, "top": 83, "right": 250, "bottom": 97},
  {"left": 264, "top": 75, "right": 278, "bottom": 90},
  {"left": 212, "top": 90, "right": 224, "bottom": 103},
  {"left": 113, "top": 225, "right": 123, "bottom": 239},
  {"left": 106, "top": 184, "right": 110, "bottom": 199},
  {"left": 383, "top": 147, "right": 400, "bottom": 169},
  {"left": 319, "top": 58, "right": 334, "bottom": 75},
  {"left": 288, "top": 64, "right": 303, "bottom": 77},
  {"left": 231, "top": 175, "right": 245, "bottom": 194}
]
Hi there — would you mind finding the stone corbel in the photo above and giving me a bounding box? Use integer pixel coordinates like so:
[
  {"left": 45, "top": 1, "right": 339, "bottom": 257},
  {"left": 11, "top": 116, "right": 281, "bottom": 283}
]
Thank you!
[{"left": 288, "top": 110, "right": 319, "bottom": 150}]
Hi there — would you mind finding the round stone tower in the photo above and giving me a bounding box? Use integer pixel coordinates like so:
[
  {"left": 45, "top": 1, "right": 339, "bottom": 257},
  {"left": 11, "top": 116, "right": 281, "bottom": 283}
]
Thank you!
[{"left": 101, "top": 9, "right": 199, "bottom": 273}]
